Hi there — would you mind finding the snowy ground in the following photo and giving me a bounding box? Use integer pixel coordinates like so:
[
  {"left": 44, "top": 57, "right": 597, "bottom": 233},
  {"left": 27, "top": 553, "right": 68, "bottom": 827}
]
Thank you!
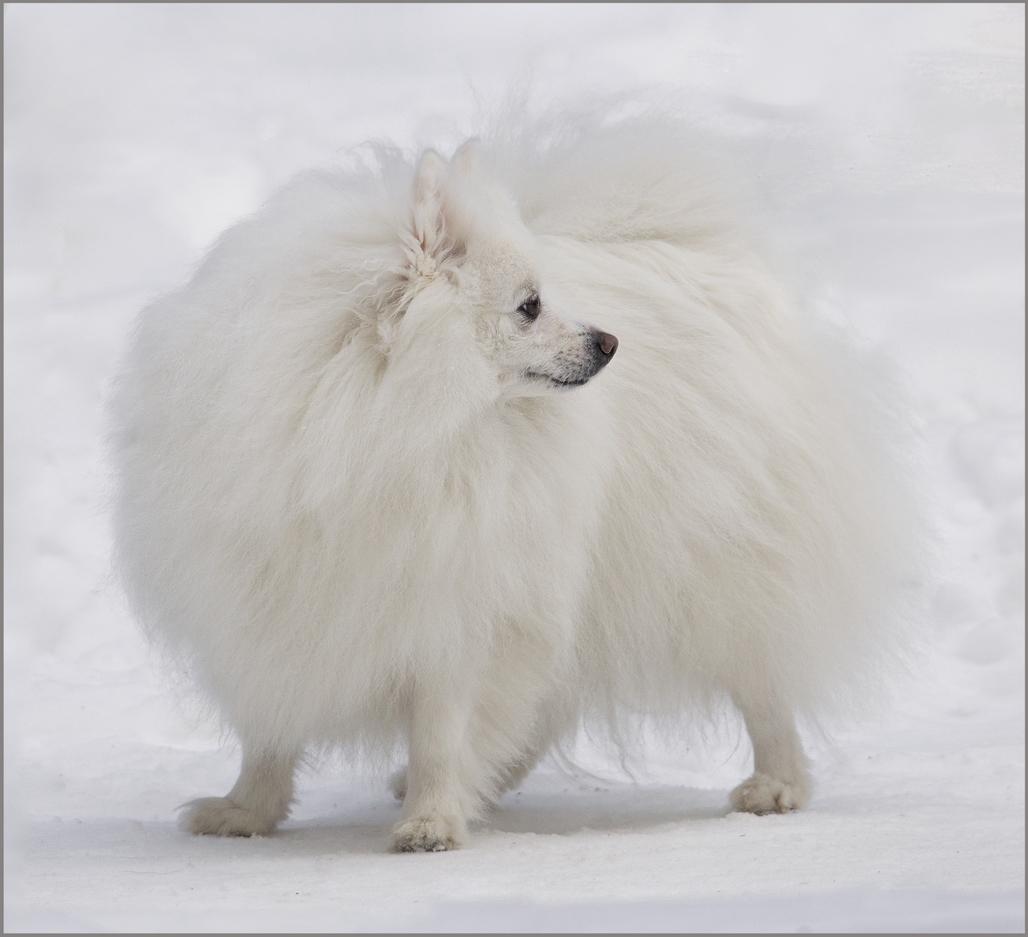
[{"left": 4, "top": 5, "right": 1024, "bottom": 933}]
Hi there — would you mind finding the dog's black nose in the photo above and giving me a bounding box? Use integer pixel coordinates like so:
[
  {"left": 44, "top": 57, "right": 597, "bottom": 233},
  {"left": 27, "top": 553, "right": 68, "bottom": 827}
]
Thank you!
[{"left": 595, "top": 331, "right": 618, "bottom": 360}]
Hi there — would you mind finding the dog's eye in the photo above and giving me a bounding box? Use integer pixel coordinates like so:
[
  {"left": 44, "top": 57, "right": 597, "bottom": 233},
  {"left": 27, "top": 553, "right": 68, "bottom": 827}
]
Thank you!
[{"left": 517, "top": 294, "right": 541, "bottom": 322}]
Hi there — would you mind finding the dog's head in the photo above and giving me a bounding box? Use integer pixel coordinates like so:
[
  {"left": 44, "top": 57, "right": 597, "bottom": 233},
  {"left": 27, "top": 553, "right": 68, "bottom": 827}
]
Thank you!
[{"left": 391, "top": 141, "right": 616, "bottom": 399}]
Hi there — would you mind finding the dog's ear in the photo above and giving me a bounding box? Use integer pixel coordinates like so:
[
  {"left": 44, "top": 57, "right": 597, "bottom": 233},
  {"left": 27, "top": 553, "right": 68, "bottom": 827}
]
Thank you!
[
  {"left": 403, "top": 150, "right": 464, "bottom": 280},
  {"left": 451, "top": 138, "right": 481, "bottom": 179},
  {"left": 411, "top": 150, "right": 447, "bottom": 258},
  {"left": 451, "top": 138, "right": 519, "bottom": 225}
]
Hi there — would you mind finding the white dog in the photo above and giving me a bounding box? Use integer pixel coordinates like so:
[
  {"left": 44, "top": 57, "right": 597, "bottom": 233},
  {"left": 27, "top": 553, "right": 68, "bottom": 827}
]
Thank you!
[{"left": 110, "top": 114, "right": 915, "bottom": 852}]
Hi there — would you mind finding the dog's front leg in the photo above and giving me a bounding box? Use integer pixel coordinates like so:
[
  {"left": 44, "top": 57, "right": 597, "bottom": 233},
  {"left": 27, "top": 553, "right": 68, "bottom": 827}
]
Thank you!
[
  {"left": 730, "top": 692, "right": 812, "bottom": 815},
  {"left": 181, "top": 746, "right": 299, "bottom": 836},
  {"left": 391, "top": 684, "right": 481, "bottom": 852}
]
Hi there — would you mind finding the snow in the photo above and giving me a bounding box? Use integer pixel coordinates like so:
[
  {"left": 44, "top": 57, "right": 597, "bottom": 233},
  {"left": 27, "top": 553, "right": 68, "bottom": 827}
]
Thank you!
[{"left": 4, "top": 4, "right": 1023, "bottom": 933}]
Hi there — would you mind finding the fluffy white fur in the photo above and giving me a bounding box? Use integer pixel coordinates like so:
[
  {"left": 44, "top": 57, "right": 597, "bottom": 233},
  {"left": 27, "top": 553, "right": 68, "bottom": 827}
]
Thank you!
[{"left": 110, "top": 114, "right": 916, "bottom": 852}]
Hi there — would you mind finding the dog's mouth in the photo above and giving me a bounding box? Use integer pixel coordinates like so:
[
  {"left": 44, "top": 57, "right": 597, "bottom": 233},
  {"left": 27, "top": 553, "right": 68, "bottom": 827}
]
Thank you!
[{"left": 524, "top": 370, "right": 591, "bottom": 389}]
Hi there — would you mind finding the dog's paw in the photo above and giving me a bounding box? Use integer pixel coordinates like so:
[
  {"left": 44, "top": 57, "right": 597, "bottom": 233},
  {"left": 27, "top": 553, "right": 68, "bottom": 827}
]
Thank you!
[
  {"left": 389, "top": 767, "right": 408, "bottom": 801},
  {"left": 391, "top": 814, "right": 465, "bottom": 853},
  {"left": 180, "top": 797, "right": 276, "bottom": 836},
  {"left": 730, "top": 773, "right": 811, "bottom": 815}
]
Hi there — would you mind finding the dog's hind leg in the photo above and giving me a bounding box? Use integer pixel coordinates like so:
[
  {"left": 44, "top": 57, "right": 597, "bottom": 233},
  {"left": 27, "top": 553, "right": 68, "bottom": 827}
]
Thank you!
[
  {"left": 495, "top": 746, "right": 541, "bottom": 796},
  {"left": 729, "top": 694, "right": 811, "bottom": 815},
  {"left": 389, "top": 732, "right": 544, "bottom": 807},
  {"left": 389, "top": 732, "right": 542, "bottom": 806},
  {"left": 388, "top": 766, "right": 409, "bottom": 801},
  {"left": 182, "top": 746, "right": 299, "bottom": 836}
]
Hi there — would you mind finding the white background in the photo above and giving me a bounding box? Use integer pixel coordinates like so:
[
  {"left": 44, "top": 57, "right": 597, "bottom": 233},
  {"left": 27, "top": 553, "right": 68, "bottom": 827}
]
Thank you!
[{"left": 5, "top": 3, "right": 1024, "bottom": 932}]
